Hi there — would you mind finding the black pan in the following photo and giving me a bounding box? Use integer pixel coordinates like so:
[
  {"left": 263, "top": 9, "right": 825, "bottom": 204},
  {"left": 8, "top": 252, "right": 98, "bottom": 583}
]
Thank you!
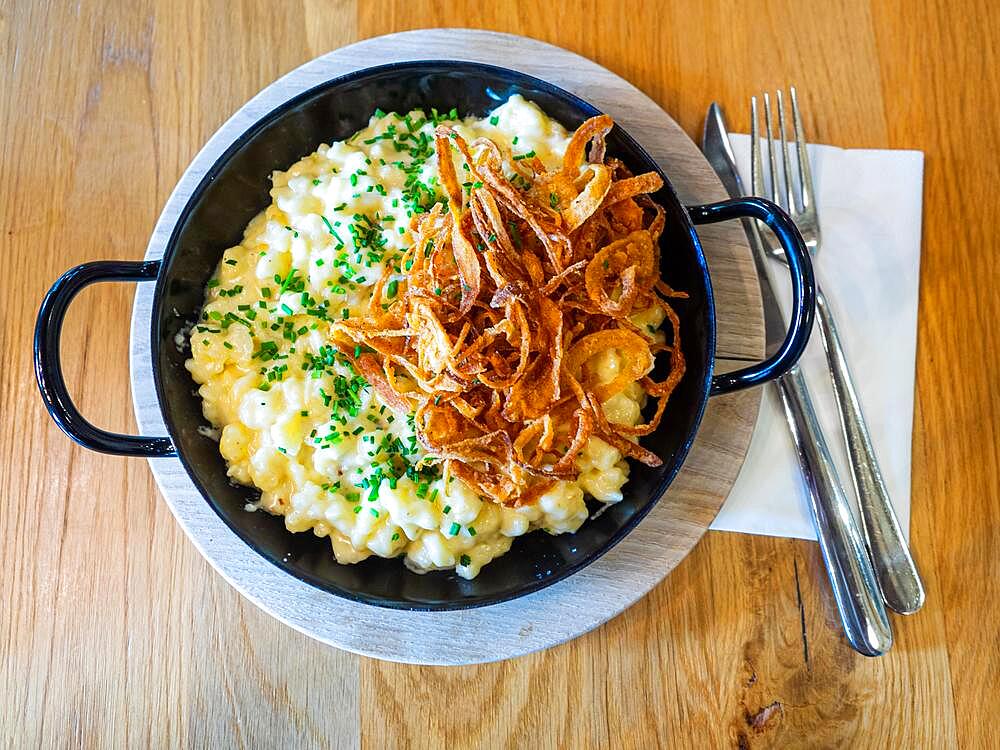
[{"left": 35, "top": 61, "right": 814, "bottom": 610}]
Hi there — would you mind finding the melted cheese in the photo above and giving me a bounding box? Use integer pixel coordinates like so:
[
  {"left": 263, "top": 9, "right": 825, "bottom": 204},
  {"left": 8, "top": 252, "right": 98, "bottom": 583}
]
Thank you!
[{"left": 186, "top": 96, "right": 663, "bottom": 579}]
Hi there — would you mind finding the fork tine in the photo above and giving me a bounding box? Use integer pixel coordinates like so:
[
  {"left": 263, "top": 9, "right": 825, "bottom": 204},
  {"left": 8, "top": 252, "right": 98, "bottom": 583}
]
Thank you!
[
  {"left": 790, "top": 86, "right": 815, "bottom": 214},
  {"left": 776, "top": 90, "right": 797, "bottom": 212},
  {"left": 762, "top": 92, "right": 780, "bottom": 206},
  {"left": 750, "top": 96, "right": 763, "bottom": 197}
]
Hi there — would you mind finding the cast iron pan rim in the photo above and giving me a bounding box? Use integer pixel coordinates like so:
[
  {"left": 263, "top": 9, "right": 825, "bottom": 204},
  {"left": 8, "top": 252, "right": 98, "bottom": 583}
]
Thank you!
[{"left": 149, "top": 59, "right": 717, "bottom": 611}]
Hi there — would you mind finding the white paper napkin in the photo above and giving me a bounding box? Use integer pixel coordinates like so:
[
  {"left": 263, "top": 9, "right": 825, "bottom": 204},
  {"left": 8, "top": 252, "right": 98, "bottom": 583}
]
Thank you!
[{"left": 710, "top": 137, "right": 924, "bottom": 540}]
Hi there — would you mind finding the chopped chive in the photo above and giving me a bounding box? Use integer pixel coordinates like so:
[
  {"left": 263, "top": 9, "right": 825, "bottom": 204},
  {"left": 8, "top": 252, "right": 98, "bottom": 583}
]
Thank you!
[
  {"left": 448, "top": 522, "right": 460, "bottom": 536},
  {"left": 507, "top": 221, "right": 522, "bottom": 249},
  {"left": 460, "top": 554, "right": 471, "bottom": 566}
]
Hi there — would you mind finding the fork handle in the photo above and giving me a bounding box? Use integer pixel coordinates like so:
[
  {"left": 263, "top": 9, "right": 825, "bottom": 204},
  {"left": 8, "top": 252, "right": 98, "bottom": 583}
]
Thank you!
[
  {"left": 775, "top": 366, "right": 893, "bottom": 656},
  {"left": 815, "top": 288, "right": 926, "bottom": 614}
]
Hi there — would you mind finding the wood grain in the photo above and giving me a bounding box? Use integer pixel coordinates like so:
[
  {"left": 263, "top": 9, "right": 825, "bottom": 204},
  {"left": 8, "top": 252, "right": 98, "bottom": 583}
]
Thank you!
[
  {"left": 1, "top": 1, "right": 359, "bottom": 746},
  {"left": 353, "top": 2, "right": 995, "bottom": 748},
  {"left": 3, "top": 0, "right": 999, "bottom": 748}
]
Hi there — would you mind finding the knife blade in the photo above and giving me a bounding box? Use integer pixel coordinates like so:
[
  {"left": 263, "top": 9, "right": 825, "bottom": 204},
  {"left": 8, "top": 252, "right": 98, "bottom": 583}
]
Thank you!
[
  {"left": 703, "top": 103, "right": 788, "bottom": 355},
  {"left": 701, "top": 103, "right": 893, "bottom": 656}
]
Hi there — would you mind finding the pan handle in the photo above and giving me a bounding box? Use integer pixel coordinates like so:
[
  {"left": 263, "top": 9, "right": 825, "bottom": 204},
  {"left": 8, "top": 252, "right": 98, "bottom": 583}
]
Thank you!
[
  {"left": 688, "top": 198, "right": 815, "bottom": 396},
  {"left": 34, "top": 260, "right": 176, "bottom": 457}
]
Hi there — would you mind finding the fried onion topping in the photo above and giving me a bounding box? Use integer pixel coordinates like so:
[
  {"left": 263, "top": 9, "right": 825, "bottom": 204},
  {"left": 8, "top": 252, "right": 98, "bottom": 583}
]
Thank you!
[{"left": 330, "top": 115, "right": 687, "bottom": 506}]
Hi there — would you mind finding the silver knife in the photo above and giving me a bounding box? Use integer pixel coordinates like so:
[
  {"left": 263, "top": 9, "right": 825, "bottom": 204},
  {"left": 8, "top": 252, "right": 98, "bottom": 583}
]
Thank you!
[{"left": 702, "top": 103, "right": 893, "bottom": 656}]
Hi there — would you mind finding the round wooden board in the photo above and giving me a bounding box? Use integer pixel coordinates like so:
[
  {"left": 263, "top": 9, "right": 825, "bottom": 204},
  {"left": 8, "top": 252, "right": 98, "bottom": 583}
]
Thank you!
[{"left": 129, "top": 29, "right": 764, "bottom": 665}]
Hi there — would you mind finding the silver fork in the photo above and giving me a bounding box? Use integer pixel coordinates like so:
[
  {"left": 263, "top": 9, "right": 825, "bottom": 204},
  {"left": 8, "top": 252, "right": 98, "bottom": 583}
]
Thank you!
[
  {"left": 759, "top": 88, "right": 925, "bottom": 614},
  {"left": 743, "top": 98, "right": 891, "bottom": 656}
]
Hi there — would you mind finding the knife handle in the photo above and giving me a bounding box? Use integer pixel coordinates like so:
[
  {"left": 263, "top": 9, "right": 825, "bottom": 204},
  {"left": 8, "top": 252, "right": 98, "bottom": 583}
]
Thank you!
[
  {"left": 814, "top": 289, "right": 925, "bottom": 614},
  {"left": 774, "top": 365, "right": 893, "bottom": 656}
]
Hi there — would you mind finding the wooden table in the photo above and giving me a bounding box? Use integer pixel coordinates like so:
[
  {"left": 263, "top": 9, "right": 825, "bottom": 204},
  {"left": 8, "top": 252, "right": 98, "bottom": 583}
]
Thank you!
[{"left": 3, "top": 1, "right": 997, "bottom": 746}]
